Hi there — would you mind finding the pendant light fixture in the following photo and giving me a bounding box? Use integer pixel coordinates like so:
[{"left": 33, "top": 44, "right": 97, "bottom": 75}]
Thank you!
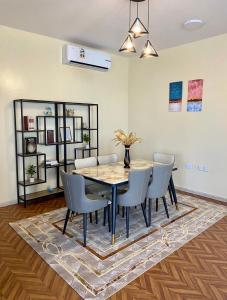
[
  {"left": 129, "top": 1, "right": 148, "bottom": 38},
  {"left": 119, "top": 0, "right": 158, "bottom": 58},
  {"left": 140, "top": 0, "right": 158, "bottom": 58},
  {"left": 119, "top": 0, "right": 136, "bottom": 53}
]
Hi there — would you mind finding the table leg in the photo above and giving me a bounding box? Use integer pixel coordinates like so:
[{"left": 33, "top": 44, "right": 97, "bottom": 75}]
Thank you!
[
  {"left": 170, "top": 176, "right": 178, "bottom": 210},
  {"left": 111, "top": 185, "right": 117, "bottom": 245}
]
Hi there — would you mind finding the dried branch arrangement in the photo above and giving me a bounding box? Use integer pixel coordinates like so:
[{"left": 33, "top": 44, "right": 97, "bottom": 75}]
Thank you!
[{"left": 113, "top": 129, "right": 142, "bottom": 147}]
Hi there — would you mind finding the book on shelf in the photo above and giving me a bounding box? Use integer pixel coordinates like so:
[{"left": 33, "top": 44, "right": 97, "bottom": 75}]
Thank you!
[{"left": 46, "top": 130, "right": 55, "bottom": 144}]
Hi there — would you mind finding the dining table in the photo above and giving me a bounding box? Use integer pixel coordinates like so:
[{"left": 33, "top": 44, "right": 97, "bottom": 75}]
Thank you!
[{"left": 72, "top": 159, "right": 178, "bottom": 244}]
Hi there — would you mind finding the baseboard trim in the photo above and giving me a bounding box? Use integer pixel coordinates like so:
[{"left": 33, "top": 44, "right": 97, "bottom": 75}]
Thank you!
[
  {"left": 176, "top": 186, "right": 227, "bottom": 203},
  {"left": 0, "top": 199, "right": 17, "bottom": 207}
]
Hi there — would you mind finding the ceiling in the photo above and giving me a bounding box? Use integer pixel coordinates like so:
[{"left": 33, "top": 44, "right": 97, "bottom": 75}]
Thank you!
[{"left": 0, "top": 0, "right": 227, "bottom": 54}]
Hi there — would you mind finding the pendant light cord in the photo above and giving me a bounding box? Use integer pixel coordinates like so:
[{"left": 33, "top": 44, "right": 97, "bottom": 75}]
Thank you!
[
  {"left": 129, "top": 0, "right": 132, "bottom": 29},
  {"left": 148, "top": 0, "right": 150, "bottom": 38},
  {"left": 137, "top": 2, "right": 139, "bottom": 17}
]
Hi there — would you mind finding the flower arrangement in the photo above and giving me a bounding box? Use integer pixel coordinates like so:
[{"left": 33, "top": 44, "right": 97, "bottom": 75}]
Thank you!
[{"left": 113, "top": 129, "right": 142, "bottom": 147}]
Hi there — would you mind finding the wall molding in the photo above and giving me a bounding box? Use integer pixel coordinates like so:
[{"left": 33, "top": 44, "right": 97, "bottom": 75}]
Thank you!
[{"left": 176, "top": 186, "right": 227, "bottom": 203}]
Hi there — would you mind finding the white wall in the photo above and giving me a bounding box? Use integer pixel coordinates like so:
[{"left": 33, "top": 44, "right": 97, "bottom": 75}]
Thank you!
[
  {"left": 1, "top": 25, "right": 227, "bottom": 205},
  {"left": 0, "top": 26, "right": 129, "bottom": 205},
  {"left": 129, "top": 34, "right": 227, "bottom": 199}
]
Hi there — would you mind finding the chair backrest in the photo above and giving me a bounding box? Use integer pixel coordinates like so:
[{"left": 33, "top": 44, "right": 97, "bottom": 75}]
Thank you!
[
  {"left": 121, "top": 167, "right": 152, "bottom": 206},
  {"left": 74, "top": 157, "right": 97, "bottom": 169},
  {"left": 147, "top": 163, "right": 173, "bottom": 199},
  {"left": 153, "top": 152, "right": 175, "bottom": 165},
  {"left": 98, "top": 153, "right": 119, "bottom": 165},
  {"left": 60, "top": 170, "right": 86, "bottom": 212}
]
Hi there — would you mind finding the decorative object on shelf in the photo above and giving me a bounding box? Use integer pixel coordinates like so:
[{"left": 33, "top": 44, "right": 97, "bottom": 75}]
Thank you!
[
  {"left": 59, "top": 127, "right": 72, "bottom": 142},
  {"left": 24, "top": 137, "right": 37, "bottom": 154},
  {"left": 113, "top": 129, "right": 141, "bottom": 168},
  {"left": 23, "top": 116, "right": 29, "bottom": 131},
  {"left": 44, "top": 107, "right": 53, "bottom": 116},
  {"left": 119, "top": 0, "right": 158, "bottom": 59},
  {"left": 66, "top": 108, "right": 75, "bottom": 117},
  {"left": 83, "top": 133, "right": 90, "bottom": 149},
  {"left": 28, "top": 116, "right": 35, "bottom": 130},
  {"left": 45, "top": 160, "right": 59, "bottom": 167},
  {"left": 46, "top": 129, "right": 55, "bottom": 144},
  {"left": 82, "top": 122, "right": 87, "bottom": 129},
  {"left": 26, "top": 164, "right": 36, "bottom": 183},
  {"left": 47, "top": 186, "right": 54, "bottom": 193}
]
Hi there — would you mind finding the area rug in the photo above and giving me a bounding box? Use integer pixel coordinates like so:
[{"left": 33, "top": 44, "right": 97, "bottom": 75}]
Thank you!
[{"left": 10, "top": 195, "right": 227, "bottom": 300}]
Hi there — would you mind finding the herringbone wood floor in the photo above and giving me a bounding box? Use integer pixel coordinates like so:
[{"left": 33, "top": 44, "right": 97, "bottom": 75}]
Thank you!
[{"left": 1, "top": 196, "right": 227, "bottom": 300}]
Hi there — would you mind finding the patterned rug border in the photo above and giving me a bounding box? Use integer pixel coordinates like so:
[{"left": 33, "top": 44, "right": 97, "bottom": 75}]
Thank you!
[
  {"left": 53, "top": 201, "right": 197, "bottom": 260},
  {"left": 9, "top": 196, "right": 227, "bottom": 300}
]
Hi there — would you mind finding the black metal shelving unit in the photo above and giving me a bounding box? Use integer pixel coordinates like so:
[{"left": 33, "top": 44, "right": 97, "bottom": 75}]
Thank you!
[{"left": 14, "top": 99, "right": 99, "bottom": 207}]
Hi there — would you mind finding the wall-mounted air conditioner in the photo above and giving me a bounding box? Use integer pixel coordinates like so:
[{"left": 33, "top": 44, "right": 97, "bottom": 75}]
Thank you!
[{"left": 62, "top": 44, "right": 112, "bottom": 71}]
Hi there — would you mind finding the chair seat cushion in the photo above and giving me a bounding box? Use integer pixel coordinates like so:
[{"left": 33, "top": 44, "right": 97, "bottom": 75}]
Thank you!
[{"left": 86, "top": 183, "right": 111, "bottom": 196}]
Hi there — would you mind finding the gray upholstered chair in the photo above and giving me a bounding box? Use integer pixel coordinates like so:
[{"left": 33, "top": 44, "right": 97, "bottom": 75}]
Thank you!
[
  {"left": 153, "top": 152, "right": 177, "bottom": 209},
  {"left": 61, "top": 170, "right": 109, "bottom": 247},
  {"left": 74, "top": 156, "right": 111, "bottom": 197},
  {"left": 147, "top": 163, "right": 174, "bottom": 226},
  {"left": 97, "top": 153, "right": 119, "bottom": 165},
  {"left": 117, "top": 167, "right": 152, "bottom": 238}
]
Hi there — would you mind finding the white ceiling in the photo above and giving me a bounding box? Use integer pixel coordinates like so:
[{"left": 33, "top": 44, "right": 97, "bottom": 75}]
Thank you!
[{"left": 0, "top": 0, "right": 227, "bottom": 54}]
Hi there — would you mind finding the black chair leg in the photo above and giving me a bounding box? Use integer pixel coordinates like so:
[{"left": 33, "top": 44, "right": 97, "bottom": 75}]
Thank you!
[
  {"left": 107, "top": 205, "right": 111, "bottom": 232},
  {"left": 169, "top": 176, "right": 178, "bottom": 209},
  {"left": 95, "top": 211, "right": 98, "bottom": 224},
  {"left": 63, "top": 208, "right": 70, "bottom": 234},
  {"left": 126, "top": 207, "right": 130, "bottom": 238},
  {"left": 144, "top": 198, "right": 147, "bottom": 209},
  {"left": 162, "top": 196, "right": 169, "bottom": 219},
  {"left": 83, "top": 213, "right": 87, "bottom": 247},
  {"left": 89, "top": 212, "right": 93, "bottom": 223},
  {"left": 141, "top": 203, "right": 148, "bottom": 227},
  {"left": 117, "top": 205, "right": 120, "bottom": 214},
  {"left": 122, "top": 207, "right": 125, "bottom": 218},
  {"left": 148, "top": 198, "right": 152, "bottom": 226},
  {"left": 156, "top": 198, "right": 159, "bottom": 212},
  {"left": 168, "top": 185, "right": 174, "bottom": 205},
  {"left": 103, "top": 207, "right": 107, "bottom": 226}
]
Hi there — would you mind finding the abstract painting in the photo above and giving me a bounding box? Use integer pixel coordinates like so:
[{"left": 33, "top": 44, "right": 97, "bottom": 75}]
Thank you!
[
  {"left": 187, "top": 79, "right": 203, "bottom": 112},
  {"left": 169, "top": 81, "right": 183, "bottom": 112}
]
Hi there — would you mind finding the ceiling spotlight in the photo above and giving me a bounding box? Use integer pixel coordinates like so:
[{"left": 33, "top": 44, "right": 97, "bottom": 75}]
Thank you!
[{"left": 183, "top": 19, "right": 205, "bottom": 30}]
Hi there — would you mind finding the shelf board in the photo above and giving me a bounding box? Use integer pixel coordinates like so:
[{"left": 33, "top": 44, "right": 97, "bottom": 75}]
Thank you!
[
  {"left": 37, "top": 115, "right": 82, "bottom": 119},
  {"left": 16, "top": 129, "right": 45, "bottom": 133},
  {"left": 18, "top": 179, "right": 46, "bottom": 186},
  {"left": 75, "top": 128, "right": 97, "bottom": 131},
  {"left": 38, "top": 141, "right": 82, "bottom": 146},
  {"left": 75, "top": 147, "right": 98, "bottom": 151},
  {"left": 17, "top": 152, "right": 46, "bottom": 157},
  {"left": 46, "top": 161, "right": 74, "bottom": 168},
  {"left": 19, "top": 187, "right": 64, "bottom": 201}
]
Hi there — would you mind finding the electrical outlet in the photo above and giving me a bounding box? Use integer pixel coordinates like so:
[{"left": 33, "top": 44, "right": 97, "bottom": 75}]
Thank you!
[
  {"left": 203, "top": 165, "right": 208, "bottom": 172},
  {"left": 185, "top": 163, "right": 193, "bottom": 169}
]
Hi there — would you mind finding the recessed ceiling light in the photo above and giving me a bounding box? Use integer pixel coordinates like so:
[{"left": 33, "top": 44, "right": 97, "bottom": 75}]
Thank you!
[{"left": 183, "top": 19, "right": 205, "bottom": 30}]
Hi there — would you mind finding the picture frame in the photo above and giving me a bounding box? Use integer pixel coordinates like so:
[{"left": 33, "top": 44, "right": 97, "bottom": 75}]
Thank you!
[
  {"left": 59, "top": 127, "right": 72, "bottom": 142},
  {"left": 46, "top": 129, "right": 55, "bottom": 144}
]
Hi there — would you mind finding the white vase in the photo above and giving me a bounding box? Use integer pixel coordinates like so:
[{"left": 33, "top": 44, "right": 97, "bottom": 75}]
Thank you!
[
  {"left": 29, "top": 177, "right": 35, "bottom": 183},
  {"left": 85, "top": 144, "right": 90, "bottom": 149}
]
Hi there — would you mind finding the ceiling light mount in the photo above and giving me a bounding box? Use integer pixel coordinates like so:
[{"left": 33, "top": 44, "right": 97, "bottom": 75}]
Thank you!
[{"left": 183, "top": 19, "right": 205, "bottom": 30}]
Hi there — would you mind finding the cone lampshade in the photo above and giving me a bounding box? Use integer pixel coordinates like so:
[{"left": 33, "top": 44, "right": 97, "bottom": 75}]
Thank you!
[
  {"left": 119, "top": 34, "right": 136, "bottom": 53},
  {"left": 140, "top": 40, "right": 158, "bottom": 58}
]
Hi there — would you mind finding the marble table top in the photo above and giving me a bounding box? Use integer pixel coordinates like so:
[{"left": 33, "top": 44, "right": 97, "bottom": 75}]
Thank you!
[{"left": 72, "top": 159, "right": 156, "bottom": 185}]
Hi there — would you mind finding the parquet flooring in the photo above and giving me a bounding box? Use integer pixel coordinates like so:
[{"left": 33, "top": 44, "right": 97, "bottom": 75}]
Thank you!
[{"left": 0, "top": 195, "right": 227, "bottom": 300}]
